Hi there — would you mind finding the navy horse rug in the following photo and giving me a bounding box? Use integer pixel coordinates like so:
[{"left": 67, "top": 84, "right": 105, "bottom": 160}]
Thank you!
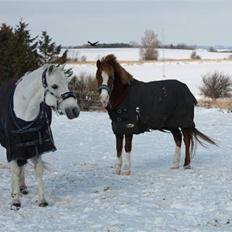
[
  {"left": 96, "top": 54, "right": 215, "bottom": 176},
  {"left": 0, "top": 80, "right": 56, "bottom": 165},
  {"left": 1, "top": 66, "right": 80, "bottom": 209},
  {"left": 108, "top": 79, "right": 197, "bottom": 135}
]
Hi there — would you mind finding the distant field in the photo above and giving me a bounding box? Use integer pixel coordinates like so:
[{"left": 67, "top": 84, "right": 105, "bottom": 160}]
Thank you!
[
  {"left": 64, "top": 47, "right": 232, "bottom": 61},
  {"left": 67, "top": 60, "right": 232, "bottom": 97}
]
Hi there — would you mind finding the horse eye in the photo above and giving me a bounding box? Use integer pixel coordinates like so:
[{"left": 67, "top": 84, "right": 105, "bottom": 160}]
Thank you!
[{"left": 51, "top": 84, "right": 58, "bottom": 89}]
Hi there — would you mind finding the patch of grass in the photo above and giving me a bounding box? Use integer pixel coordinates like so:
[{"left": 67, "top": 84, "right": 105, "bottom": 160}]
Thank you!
[{"left": 197, "top": 98, "right": 232, "bottom": 111}]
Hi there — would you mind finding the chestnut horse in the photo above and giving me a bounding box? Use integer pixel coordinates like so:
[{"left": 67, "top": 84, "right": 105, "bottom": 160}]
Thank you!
[{"left": 96, "top": 54, "right": 215, "bottom": 175}]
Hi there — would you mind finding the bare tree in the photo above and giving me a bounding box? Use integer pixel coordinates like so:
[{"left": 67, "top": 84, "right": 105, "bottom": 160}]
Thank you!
[
  {"left": 199, "top": 72, "right": 232, "bottom": 100},
  {"left": 140, "top": 30, "right": 159, "bottom": 60}
]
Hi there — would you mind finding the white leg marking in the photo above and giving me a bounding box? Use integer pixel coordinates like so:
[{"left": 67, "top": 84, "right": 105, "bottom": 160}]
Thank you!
[
  {"left": 123, "top": 152, "right": 131, "bottom": 175},
  {"left": 113, "top": 156, "right": 122, "bottom": 175},
  {"left": 31, "top": 156, "right": 47, "bottom": 206},
  {"left": 171, "top": 146, "right": 181, "bottom": 169},
  {"left": 10, "top": 161, "right": 22, "bottom": 207},
  {"left": 184, "top": 164, "right": 191, "bottom": 169}
]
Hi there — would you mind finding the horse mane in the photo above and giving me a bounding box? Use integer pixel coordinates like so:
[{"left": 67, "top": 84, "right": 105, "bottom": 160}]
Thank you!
[{"left": 101, "top": 54, "right": 133, "bottom": 85}]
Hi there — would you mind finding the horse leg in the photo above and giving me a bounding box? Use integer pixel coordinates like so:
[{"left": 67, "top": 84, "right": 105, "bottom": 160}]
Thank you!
[
  {"left": 113, "top": 134, "right": 123, "bottom": 175},
  {"left": 10, "top": 161, "right": 22, "bottom": 210},
  {"left": 122, "top": 134, "right": 133, "bottom": 175},
  {"left": 170, "top": 129, "right": 182, "bottom": 169},
  {"left": 31, "top": 156, "right": 48, "bottom": 207},
  {"left": 19, "top": 166, "right": 28, "bottom": 195},
  {"left": 182, "top": 128, "right": 191, "bottom": 169}
]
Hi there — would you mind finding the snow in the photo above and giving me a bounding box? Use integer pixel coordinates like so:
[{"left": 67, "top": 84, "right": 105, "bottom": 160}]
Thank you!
[
  {"left": 66, "top": 48, "right": 232, "bottom": 98},
  {"left": 1, "top": 109, "right": 232, "bottom": 232},
  {"left": 1, "top": 48, "right": 232, "bottom": 231},
  {"left": 69, "top": 60, "right": 232, "bottom": 96},
  {"left": 65, "top": 48, "right": 232, "bottom": 61}
]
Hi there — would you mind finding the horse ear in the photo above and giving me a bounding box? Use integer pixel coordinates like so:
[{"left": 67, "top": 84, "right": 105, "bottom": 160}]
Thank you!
[
  {"left": 58, "top": 64, "right": 65, "bottom": 70},
  {"left": 96, "top": 60, "right": 101, "bottom": 68},
  {"left": 48, "top": 64, "right": 55, "bottom": 74}
]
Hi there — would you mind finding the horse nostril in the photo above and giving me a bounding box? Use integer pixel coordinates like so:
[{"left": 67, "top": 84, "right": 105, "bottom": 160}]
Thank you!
[
  {"left": 65, "top": 107, "right": 80, "bottom": 119},
  {"left": 65, "top": 108, "right": 72, "bottom": 119},
  {"left": 72, "top": 107, "right": 80, "bottom": 118}
]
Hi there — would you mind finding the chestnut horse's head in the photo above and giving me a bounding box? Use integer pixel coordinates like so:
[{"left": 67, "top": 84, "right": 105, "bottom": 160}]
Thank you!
[{"left": 96, "top": 54, "right": 133, "bottom": 108}]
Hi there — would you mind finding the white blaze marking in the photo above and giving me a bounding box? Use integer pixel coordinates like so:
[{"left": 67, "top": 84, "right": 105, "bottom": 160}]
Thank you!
[{"left": 100, "top": 71, "right": 110, "bottom": 107}]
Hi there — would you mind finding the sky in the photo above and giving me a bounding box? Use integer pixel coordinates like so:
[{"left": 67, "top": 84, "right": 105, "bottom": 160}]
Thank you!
[{"left": 0, "top": 0, "right": 232, "bottom": 47}]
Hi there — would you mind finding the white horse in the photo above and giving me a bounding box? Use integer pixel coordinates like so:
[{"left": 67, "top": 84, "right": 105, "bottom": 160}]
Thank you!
[{"left": 0, "top": 64, "right": 80, "bottom": 210}]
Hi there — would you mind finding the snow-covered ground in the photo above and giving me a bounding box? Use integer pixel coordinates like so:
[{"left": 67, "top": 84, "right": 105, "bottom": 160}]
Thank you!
[
  {"left": 1, "top": 109, "right": 232, "bottom": 232},
  {"left": 69, "top": 60, "right": 232, "bottom": 97},
  {"left": 1, "top": 48, "right": 232, "bottom": 231},
  {"left": 66, "top": 48, "right": 232, "bottom": 61},
  {"left": 66, "top": 48, "right": 232, "bottom": 97}
]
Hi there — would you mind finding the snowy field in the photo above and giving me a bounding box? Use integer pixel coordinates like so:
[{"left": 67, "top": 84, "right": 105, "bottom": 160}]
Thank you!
[
  {"left": 66, "top": 48, "right": 232, "bottom": 61},
  {"left": 0, "top": 109, "right": 232, "bottom": 232},
  {"left": 1, "top": 48, "right": 232, "bottom": 232},
  {"left": 66, "top": 48, "right": 232, "bottom": 97},
  {"left": 69, "top": 60, "right": 232, "bottom": 97}
]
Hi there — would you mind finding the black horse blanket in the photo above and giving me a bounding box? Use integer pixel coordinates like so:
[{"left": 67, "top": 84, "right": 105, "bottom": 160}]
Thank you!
[
  {"left": 108, "top": 79, "right": 197, "bottom": 135},
  {"left": 0, "top": 80, "right": 56, "bottom": 166}
]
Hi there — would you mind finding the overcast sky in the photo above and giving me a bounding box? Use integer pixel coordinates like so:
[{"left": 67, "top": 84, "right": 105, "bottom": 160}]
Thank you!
[{"left": 0, "top": 0, "right": 231, "bottom": 46}]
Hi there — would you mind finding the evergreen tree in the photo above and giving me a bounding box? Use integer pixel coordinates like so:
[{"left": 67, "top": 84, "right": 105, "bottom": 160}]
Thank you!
[
  {"left": 0, "top": 24, "right": 14, "bottom": 84},
  {"left": 12, "top": 21, "right": 39, "bottom": 78},
  {"left": 38, "top": 31, "right": 67, "bottom": 64},
  {"left": 0, "top": 20, "right": 39, "bottom": 84},
  {"left": 0, "top": 21, "right": 68, "bottom": 86}
]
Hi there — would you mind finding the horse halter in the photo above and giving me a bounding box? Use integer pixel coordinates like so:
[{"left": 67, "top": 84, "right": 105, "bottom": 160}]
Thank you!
[
  {"left": 97, "top": 71, "right": 115, "bottom": 95},
  {"left": 42, "top": 68, "right": 76, "bottom": 114}
]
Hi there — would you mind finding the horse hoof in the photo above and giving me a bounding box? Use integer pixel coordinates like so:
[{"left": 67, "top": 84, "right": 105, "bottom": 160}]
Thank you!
[
  {"left": 170, "top": 165, "right": 179, "bottom": 169},
  {"left": 184, "top": 164, "right": 191, "bottom": 169},
  {"left": 170, "top": 161, "right": 180, "bottom": 169},
  {"left": 112, "top": 169, "right": 121, "bottom": 175},
  {"left": 39, "top": 201, "right": 48, "bottom": 207},
  {"left": 20, "top": 186, "right": 29, "bottom": 195},
  {"left": 123, "top": 170, "right": 131, "bottom": 176},
  {"left": 11, "top": 203, "right": 21, "bottom": 211}
]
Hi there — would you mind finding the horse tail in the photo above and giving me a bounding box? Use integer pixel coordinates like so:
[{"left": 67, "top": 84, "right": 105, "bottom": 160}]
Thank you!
[
  {"left": 186, "top": 128, "right": 216, "bottom": 160},
  {"left": 191, "top": 128, "right": 217, "bottom": 147}
]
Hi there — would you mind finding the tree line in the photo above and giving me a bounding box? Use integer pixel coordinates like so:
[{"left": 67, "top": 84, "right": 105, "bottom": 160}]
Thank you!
[{"left": 0, "top": 20, "right": 67, "bottom": 85}]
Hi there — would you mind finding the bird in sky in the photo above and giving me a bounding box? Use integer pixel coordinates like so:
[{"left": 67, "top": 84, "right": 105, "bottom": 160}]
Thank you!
[{"left": 88, "top": 41, "right": 99, "bottom": 47}]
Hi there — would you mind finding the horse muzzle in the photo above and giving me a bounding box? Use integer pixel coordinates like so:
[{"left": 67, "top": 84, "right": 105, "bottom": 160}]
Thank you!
[
  {"left": 65, "top": 106, "right": 80, "bottom": 119},
  {"left": 100, "top": 90, "right": 110, "bottom": 108}
]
